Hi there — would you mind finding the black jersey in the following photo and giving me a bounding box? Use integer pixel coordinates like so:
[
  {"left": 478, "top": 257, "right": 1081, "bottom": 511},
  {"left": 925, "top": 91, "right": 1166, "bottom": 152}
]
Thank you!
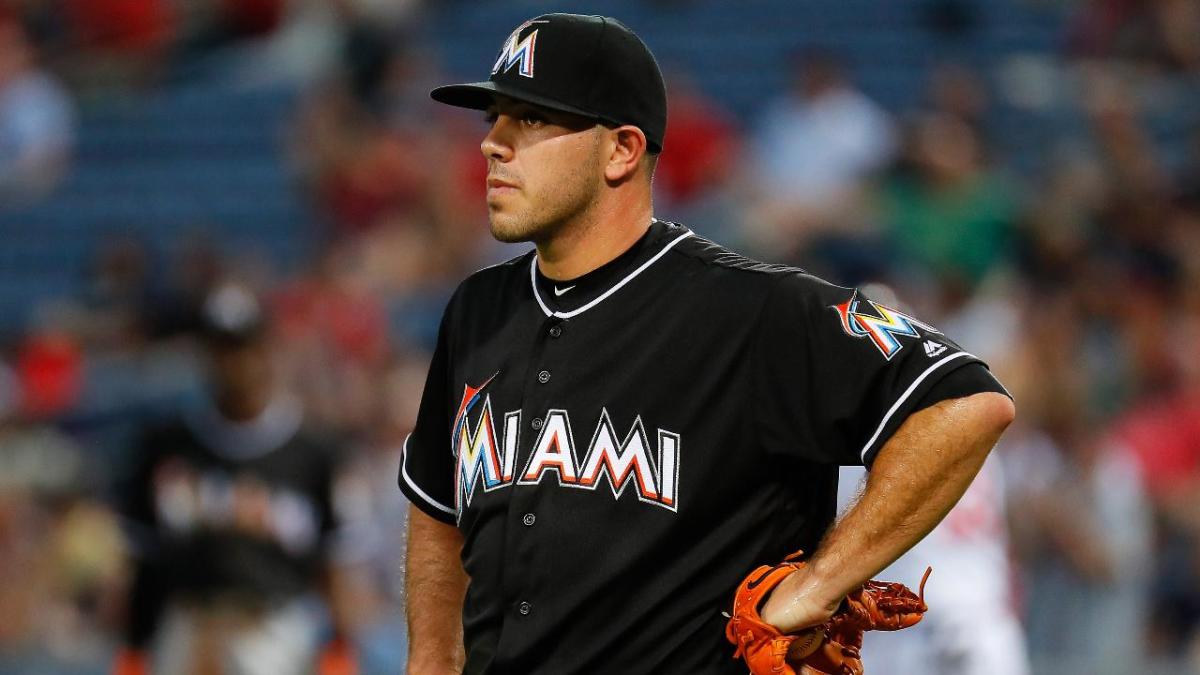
[
  {"left": 399, "top": 220, "right": 1001, "bottom": 675},
  {"left": 122, "top": 395, "right": 342, "bottom": 609}
]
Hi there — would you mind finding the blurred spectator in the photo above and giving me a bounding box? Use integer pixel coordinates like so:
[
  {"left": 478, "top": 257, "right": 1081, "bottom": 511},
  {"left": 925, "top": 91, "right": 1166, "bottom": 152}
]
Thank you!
[
  {"left": 746, "top": 48, "right": 896, "bottom": 258},
  {"left": 0, "top": 357, "right": 124, "bottom": 672},
  {"left": 878, "top": 111, "right": 1018, "bottom": 299},
  {"left": 72, "top": 236, "right": 154, "bottom": 352},
  {"left": 63, "top": 0, "right": 173, "bottom": 55},
  {"left": 114, "top": 285, "right": 373, "bottom": 674},
  {"left": 60, "top": 0, "right": 174, "bottom": 90},
  {"left": 1003, "top": 295, "right": 1154, "bottom": 675},
  {"left": 654, "top": 74, "right": 744, "bottom": 244},
  {"left": 1068, "top": 0, "right": 1200, "bottom": 72},
  {"left": 322, "top": 353, "right": 426, "bottom": 674},
  {"left": 925, "top": 62, "right": 991, "bottom": 136},
  {"left": 841, "top": 455, "right": 1031, "bottom": 675},
  {"left": 656, "top": 74, "right": 739, "bottom": 207},
  {"left": 1110, "top": 289, "right": 1200, "bottom": 661},
  {"left": 14, "top": 328, "right": 83, "bottom": 418},
  {"left": 0, "top": 9, "right": 74, "bottom": 205},
  {"left": 1006, "top": 423, "right": 1152, "bottom": 675},
  {"left": 291, "top": 81, "right": 436, "bottom": 238},
  {"left": 274, "top": 246, "right": 388, "bottom": 433}
]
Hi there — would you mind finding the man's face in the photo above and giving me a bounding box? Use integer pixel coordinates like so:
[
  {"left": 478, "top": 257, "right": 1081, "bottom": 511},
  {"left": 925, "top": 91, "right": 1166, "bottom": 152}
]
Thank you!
[
  {"left": 481, "top": 97, "right": 607, "bottom": 243},
  {"left": 210, "top": 340, "right": 272, "bottom": 401}
]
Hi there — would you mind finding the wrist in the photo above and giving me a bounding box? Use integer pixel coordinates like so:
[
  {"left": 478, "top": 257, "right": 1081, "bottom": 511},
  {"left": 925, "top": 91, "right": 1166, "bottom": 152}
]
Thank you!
[{"left": 797, "top": 559, "right": 847, "bottom": 610}]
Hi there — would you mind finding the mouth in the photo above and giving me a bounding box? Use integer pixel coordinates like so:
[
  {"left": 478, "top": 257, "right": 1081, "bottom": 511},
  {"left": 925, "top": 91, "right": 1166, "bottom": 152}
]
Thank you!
[{"left": 487, "top": 177, "right": 519, "bottom": 191}]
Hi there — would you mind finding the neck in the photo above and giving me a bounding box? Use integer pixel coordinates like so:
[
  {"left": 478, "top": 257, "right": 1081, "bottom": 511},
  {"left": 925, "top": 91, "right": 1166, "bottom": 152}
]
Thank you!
[
  {"left": 216, "top": 390, "right": 272, "bottom": 423},
  {"left": 534, "top": 197, "right": 653, "bottom": 281}
]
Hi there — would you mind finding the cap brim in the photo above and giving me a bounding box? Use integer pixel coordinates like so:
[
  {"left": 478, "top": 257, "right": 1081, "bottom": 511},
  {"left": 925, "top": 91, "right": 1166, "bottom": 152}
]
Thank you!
[{"left": 431, "top": 81, "right": 602, "bottom": 122}]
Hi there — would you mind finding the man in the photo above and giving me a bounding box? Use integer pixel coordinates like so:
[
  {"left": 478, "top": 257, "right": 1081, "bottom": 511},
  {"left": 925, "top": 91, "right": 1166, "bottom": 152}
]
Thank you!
[
  {"left": 0, "top": 8, "right": 75, "bottom": 204},
  {"left": 116, "top": 285, "right": 360, "bottom": 675},
  {"left": 400, "top": 13, "right": 1014, "bottom": 675}
]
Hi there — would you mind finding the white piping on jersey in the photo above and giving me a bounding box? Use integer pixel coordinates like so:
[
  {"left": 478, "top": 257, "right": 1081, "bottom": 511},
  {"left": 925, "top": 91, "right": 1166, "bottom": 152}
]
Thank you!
[
  {"left": 859, "top": 351, "right": 975, "bottom": 463},
  {"left": 401, "top": 433, "right": 456, "bottom": 516},
  {"left": 185, "top": 393, "right": 303, "bottom": 460},
  {"left": 530, "top": 230, "right": 693, "bottom": 319}
]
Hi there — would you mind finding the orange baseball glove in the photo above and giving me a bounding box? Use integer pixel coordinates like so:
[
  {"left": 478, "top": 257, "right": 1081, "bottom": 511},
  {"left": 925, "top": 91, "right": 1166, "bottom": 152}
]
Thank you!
[{"left": 725, "top": 550, "right": 931, "bottom": 675}]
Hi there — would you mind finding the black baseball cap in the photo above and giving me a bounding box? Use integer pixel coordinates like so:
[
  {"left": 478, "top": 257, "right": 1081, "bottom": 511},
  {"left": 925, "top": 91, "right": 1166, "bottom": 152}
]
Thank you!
[
  {"left": 199, "top": 284, "right": 267, "bottom": 348},
  {"left": 431, "top": 13, "right": 668, "bottom": 153}
]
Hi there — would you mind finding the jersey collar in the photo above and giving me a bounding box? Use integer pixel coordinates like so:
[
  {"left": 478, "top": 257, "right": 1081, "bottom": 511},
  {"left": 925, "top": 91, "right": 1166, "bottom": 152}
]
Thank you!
[
  {"left": 184, "top": 392, "right": 304, "bottom": 459},
  {"left": 530, "top": 219, "right": 692, "bottom": 319}
]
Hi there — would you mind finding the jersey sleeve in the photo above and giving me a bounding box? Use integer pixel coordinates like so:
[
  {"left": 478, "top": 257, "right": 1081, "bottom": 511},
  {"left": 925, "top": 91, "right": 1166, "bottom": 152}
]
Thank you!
[
  {"left": 753, "top": 273, "right": 996, "bottom": 467},
  {"left": 398, "top": 301, "right": 458, "bottom": 524}
]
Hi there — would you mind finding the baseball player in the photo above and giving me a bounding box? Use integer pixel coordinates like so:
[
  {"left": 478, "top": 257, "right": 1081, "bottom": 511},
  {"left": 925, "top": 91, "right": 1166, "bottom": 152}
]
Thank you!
[
  {"left": 400, "top": 13, "right": 1015, "bottom": 675},
  {"left": 114, "top": 285, "right": 360, "bottom": 675}
]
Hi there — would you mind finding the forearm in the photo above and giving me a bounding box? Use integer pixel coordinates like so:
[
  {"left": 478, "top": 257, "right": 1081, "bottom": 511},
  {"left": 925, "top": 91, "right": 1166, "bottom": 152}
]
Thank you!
[
  {"left": 764, "top": 391, "right": 1015, "bottom": 632},
  {"left": 406, "top": 505, "right": 469, "bottom": 674}
]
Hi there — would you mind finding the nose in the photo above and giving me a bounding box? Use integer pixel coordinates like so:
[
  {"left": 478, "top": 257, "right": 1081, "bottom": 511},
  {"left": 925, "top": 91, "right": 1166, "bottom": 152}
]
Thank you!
[{"left": 481, "top": 114, "right": 515, "bottom": 162}]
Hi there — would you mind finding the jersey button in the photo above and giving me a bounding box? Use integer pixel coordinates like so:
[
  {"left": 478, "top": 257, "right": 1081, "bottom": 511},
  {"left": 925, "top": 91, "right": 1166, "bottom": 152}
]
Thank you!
[
  {"left": 549, "top": 326, "right": 562, "bottom": 338},
  {"left": 537, "top": 370, "right": 551, "bottom": 384},
  {"left": 518, "top": 601, "right": 532, "bottom": 616},
  {"left": 522, "top": 513, "right": 536, "bottom": 526},
  {"left": 531, "top": 417, "right": 543, "bottom": 430}
]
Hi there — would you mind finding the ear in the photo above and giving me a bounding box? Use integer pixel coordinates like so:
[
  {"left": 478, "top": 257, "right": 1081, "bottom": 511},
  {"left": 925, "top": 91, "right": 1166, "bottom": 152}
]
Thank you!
[{"left": 604, "top": 126, "right": 648, "bottom": 183}]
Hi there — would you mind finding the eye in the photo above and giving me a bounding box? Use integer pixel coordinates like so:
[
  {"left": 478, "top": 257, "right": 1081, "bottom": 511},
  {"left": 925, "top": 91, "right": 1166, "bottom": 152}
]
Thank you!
[{"left": 520, "top": 111, "right": 546, "bottom": 127}]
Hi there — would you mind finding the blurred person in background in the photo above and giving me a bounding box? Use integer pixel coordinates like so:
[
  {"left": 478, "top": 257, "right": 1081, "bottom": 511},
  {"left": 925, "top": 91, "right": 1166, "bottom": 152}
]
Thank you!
[
  {"left": 1067, "top": 0, "right": 1200, "bottom": 72},
  {"left": 58, "top": 0, "right": 174, "bottom": 90},
  {"left": 652, "top": 72, "right": 743, "bottom": 244},
  {"left": 1002, "top": 292, "right": 1153, "bottom": 675},
  {"left": 273, "top": 246, "right": 389, "bottom": 434},
  {"left": 877, "top": 110, "right": 1018, "bottom": 305},
  {"left": 325, "top": 353, "right": 427, "bottom": 674},
  {"left": 1107, "top": 233, "right": 1200, "bottom": 665},
  {"left": 745, "top": 48, "right": 896, "bottom": 265},
  {"left": 0, "top": 6, "right": 75, "bottom": 205},
  {"left": 839, "top": 453, "right": 1030, "bottom": 675},
  {"left": 0, "top": 355, "right": 126, "bottom": 673},
  {"left": 113, "top": 284, "right": 368, "bottom": 675}
]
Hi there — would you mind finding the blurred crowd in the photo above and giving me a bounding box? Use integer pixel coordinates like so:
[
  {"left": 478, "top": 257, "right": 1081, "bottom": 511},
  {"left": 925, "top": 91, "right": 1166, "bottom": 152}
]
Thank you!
[{"left": 2, "top": 0, "right": 1200, "bottom": 673}]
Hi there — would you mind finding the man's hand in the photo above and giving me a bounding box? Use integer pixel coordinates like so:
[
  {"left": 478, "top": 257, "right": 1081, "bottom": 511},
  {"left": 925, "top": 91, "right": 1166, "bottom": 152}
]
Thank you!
[
  {"left": 726, "top": 550, "right": 928, "bottom": 675},
  {"left": 759, "top": 564, "right": 843, "bottom": 634}
]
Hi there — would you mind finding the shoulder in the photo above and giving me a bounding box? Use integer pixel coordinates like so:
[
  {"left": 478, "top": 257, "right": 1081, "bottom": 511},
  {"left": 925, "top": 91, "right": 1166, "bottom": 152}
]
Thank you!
[
  {"left": 461, "top": 248, "right": 533, "bottom": 285},
  {"left": 445, "top": 249, "right": 535, "bottom": 312},
  {"left": 663, "top": 223, "right": 851, "bottom": 306},
  {"left": 664, "top": 224, "right": 793, "bottom": 279}
]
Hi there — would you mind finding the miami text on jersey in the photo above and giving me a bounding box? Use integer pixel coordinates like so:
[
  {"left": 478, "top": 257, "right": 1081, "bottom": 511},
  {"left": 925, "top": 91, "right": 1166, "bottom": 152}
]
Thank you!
[
  {"left": 452, "top": 383, "right": 680, "bottom": 515},
  {"left": 832, "top": 290, "right": 940, "bottom": 360}
]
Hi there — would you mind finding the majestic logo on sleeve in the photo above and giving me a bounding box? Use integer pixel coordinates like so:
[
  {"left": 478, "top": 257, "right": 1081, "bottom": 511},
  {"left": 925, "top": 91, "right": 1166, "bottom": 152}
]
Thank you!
[
  {"left": 832, "top": 291, "right": 940, "bottom": 360},
  {"left": 492, "top": 21, "right": 545, "bottom": 78},
  {"left": 451, "top": 376, "right": 680, "bottom": 516}
]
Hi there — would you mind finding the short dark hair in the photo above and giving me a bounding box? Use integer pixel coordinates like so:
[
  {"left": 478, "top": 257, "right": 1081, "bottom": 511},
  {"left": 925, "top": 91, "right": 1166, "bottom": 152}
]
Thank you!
[{"left": 642, "top": 150, "right": 659, "bottom": 183}]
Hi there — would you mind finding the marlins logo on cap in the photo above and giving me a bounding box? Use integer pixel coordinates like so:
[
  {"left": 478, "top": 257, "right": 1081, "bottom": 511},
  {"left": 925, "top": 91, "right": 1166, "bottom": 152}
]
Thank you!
[
  {"left": 492, "top": 19, "right": 548, "bottom": 78},
  {"left": 430, "top": 14, "right": 669, "bottom": 153}
]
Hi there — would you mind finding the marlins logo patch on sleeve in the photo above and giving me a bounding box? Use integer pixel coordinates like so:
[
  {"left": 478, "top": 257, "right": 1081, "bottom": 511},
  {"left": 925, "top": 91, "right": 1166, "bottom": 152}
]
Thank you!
[{"left": 832, "top": 291, "right": 940, "bottom": 360}]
